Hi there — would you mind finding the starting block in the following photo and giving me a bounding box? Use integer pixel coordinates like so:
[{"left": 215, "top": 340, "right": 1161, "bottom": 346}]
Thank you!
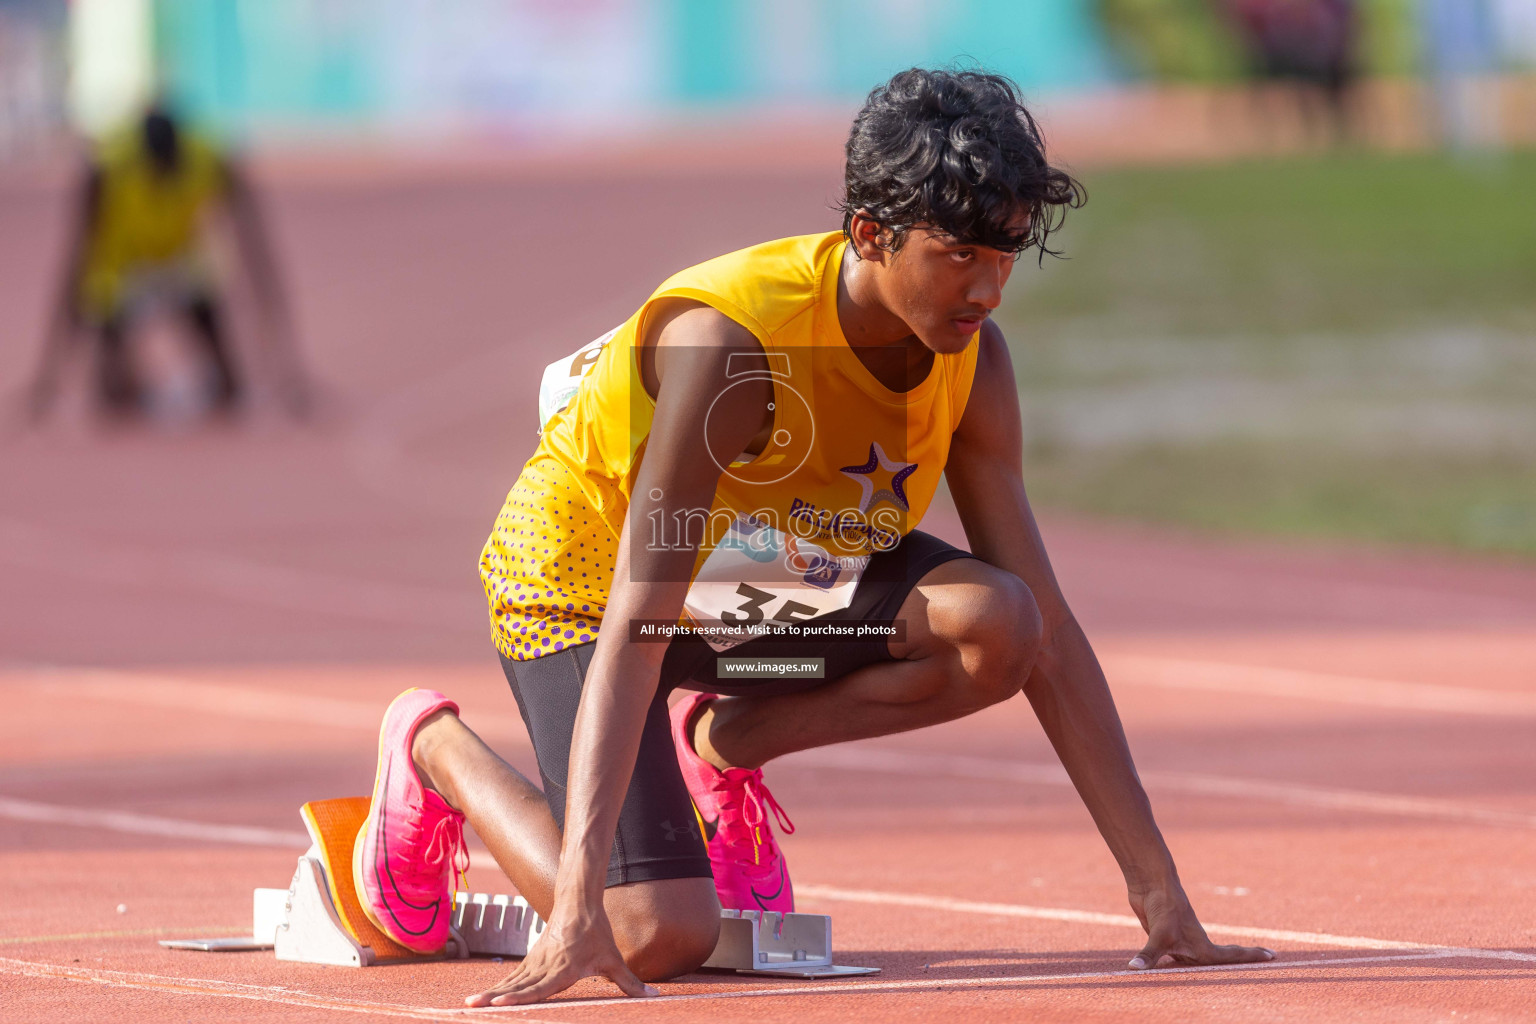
[
  {"left": 706, "top": 908, "right": 878, "bottom": 978},
  {"left": 164, "top": 797, "right": 877, "bottom": 978}
]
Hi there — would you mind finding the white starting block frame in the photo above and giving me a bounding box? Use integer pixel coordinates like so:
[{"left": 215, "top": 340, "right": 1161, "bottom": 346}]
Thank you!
[
  {"left": 166, "top": 848, "right": 877, "bottom": 978},
  {"left": 707, "top": 908, "right": 878, "bottom": 979}
]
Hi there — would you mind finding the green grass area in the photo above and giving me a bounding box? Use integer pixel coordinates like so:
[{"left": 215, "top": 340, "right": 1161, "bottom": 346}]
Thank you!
[{"left": 996, "top": 149, "right": 1536, "bottom": 557}]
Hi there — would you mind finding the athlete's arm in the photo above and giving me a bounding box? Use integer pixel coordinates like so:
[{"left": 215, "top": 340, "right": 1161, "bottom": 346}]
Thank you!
[
  {"left": 221, "top": 158, "right": 311, "bottom": 416},
  {"left": 944, "top": 321, "right": 1272, "bottom": 970},
  {"left": 466, "top": 304, "right": 771, "bottom": 1007},
  {"left": 26, "top": 163, "right": 99, "bottom": 421}
]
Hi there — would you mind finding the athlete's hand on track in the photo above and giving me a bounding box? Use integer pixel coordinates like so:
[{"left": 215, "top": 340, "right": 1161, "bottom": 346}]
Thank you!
[
  {"left": 462, "top": 909, "right": 658, "bottom": 1007},
  {"left": 1127, "top": 884, "right": 1274, "bottom": 970}
]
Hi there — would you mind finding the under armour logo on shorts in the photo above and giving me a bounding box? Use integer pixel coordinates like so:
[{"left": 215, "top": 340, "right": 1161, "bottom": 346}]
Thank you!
[{"left": 660, "top": 819, "right": 698, "bottom": 842}]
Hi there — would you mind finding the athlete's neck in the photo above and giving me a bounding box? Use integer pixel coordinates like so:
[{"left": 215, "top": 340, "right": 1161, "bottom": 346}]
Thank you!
[{"left": 835, "top": 246, "right": 934, "bottom": 389}]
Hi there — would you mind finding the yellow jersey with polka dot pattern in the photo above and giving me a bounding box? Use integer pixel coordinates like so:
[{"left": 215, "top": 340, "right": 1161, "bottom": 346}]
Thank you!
[{"left": 480, "top": 231, "right": 978, "bottom": 660}]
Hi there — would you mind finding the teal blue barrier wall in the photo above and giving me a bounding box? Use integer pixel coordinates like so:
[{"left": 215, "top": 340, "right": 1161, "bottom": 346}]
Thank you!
[
  {"left": 663, "top": 0, "right": 1113, "bottom": 103},
  {"left": 155, "top": 0, "right": 384, "bottom": 135},
  {"left": 151, "top": 0, "right": 1117, "bottom": 137}
]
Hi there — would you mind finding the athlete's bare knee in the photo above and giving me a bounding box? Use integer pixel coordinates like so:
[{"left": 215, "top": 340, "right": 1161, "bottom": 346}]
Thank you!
[
  {"left": 609, "top": 879, "right": 721, "bottom": 980},
  {"left": 620, "top": 914, "right": 719, "bottom": 981},
  {"left": 946, "top": 569, "right": 1042, "bottom": 706}
]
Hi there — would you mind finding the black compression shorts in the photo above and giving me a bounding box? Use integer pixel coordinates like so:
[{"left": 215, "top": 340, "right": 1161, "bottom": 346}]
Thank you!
[{"left": 498, "top": 528, "right": 976, "bottom": 888}]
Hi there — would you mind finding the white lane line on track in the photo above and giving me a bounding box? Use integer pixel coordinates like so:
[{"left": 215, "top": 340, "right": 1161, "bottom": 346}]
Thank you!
[
  {"left": 1, "top": 951, "right": 1504, "bottom": 1019},
  {"left": 9, "top": 667, "right": 1529, "bottom": 832},
  {"left": 0, "top": 796, "right": 310, "bottom": 848},
  {"left": 794, "top": 885, "right": 1536, "bottom": 961},
  {"left": 786, "top": 746, "right": 1536, "bottom": 830},
  {"left": 3, "top": 665, "right": 530, "bottom": 737},
  {"left": 0, "top": 516, "right": 470, "bottom": 629},
  {"left": 8, "top": 668, "right": 1534, "bottom": 830},
  {"left": 1104, "top": 653, "right": 1536, "bottom": 716},
  {"left": 11, "top": 641, "right": 1534, "bottom": 731},
  {"left": 6, "top": 793, "right": 1531, "bottom": 964},
  {"left": 10, "top": 665, "right": 1535, "bottom": 830},
  {"left": 468, "top": 951, "right": 1532, "bottom": 1012},
  {"left": 0, "top": 956, "right": 561, "bottom": 1023}
]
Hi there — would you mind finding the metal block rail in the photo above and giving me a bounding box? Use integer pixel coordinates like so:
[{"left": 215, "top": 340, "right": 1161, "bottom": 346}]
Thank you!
[{"left": 448, "top": 890, "right": 545, "bottom": 958}]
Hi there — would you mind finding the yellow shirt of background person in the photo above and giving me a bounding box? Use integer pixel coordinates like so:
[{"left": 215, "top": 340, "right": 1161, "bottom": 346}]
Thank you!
[
  {"left": 480, "top": 231, "right": 979, "bottom": 661},
  {"left": 76, "top": 127, "right": 228, "bottom": 320}
]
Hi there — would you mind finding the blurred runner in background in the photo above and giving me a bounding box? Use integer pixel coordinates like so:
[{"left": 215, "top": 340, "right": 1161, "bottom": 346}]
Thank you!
[
  {"left": 1228, "top": 0, "right": 1360, "bottom": 143},
  {"left": 28, "top": 104, "right": 309, "bottom": 423}
]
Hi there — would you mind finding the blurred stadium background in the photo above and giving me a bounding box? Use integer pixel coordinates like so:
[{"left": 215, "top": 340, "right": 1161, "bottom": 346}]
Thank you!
[{"left": 2, "top": 0, "right": 1534, "bottom": 562}]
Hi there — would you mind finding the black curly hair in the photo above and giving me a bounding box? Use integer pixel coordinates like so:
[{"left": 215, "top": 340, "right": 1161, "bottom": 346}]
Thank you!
[{"left": 839, "top": 68, "right": 1084, "bottom": 261}]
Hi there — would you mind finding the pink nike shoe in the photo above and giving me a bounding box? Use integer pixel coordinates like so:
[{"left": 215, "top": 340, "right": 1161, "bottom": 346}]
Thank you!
[
  {"left": 670, "top": 691, "right": 796, "bottom": 913},
  {"left": 353, "top": 688, "right": 468, "bottom": 954}
]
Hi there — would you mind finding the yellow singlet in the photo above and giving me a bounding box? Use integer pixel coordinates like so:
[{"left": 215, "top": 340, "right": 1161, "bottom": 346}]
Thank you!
[
  {"left": 480, "top": 231, "right": 979, "bottom": 660},
  {"left": 77, "top": 129, "right": 227, "bottom": 320}
]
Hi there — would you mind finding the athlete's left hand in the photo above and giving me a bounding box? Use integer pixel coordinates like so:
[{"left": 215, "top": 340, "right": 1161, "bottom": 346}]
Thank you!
[
  {"left": 462, "top": 904, "right": 656, "bottom": 1007},
  {"left": 1127, "top": 883, "right": 1274, "bottom": 970}
]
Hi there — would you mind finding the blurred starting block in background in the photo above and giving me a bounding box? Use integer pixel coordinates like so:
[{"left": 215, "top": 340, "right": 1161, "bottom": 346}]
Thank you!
[{"left": 163, "top": 797, "right": 878, "bottom": 978}]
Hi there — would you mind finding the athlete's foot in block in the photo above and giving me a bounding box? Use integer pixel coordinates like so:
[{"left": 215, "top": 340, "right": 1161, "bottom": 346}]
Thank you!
[
  {"left": 669, "top": 693, "right": 796, "bottom": 913},
  {"left": 353, "top": 689, "right": 470, "bottom": 954}
]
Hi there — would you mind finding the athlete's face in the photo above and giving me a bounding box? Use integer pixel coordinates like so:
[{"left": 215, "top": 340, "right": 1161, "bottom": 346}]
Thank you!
[{"left": 851, "top": 215, "right": 1023, "bottom": 354}]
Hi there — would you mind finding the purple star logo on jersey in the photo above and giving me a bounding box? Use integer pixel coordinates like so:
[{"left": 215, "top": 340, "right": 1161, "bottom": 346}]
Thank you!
[{"left": 840, "top": 442, "right": 918, "bottom": 513}]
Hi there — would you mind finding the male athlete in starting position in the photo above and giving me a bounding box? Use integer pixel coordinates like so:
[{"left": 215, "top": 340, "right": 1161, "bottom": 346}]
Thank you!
[
  {"left": 350, "top": 68, "right": 1273, "bottom": 1006},
  {"left": 28, "top": 105, "right": 306, "bottom": 421}
]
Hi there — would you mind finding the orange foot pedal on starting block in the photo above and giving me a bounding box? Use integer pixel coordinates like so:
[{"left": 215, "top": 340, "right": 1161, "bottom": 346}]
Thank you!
[
  {"left": 241, "top": 797, "right": 545, "bottom": 967},
  {"left": 276, "top": 797, "right": 461, "bottom": 966},
  {"left": 161, "top": 796, "right": 452, "bottom": 966}
]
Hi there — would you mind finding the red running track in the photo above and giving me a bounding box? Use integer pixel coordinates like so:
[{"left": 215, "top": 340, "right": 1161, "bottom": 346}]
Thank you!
[{"left": 1, "top": 161, "right": 1533, "bottom": 1022}]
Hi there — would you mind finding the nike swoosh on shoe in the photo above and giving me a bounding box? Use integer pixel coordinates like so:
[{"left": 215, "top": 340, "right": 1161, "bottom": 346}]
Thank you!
[{"left": 750, "top": 859, "right": 788, "bottom": 909}]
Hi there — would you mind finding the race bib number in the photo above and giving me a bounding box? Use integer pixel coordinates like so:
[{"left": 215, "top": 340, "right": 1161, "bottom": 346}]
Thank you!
[
  {"left": 538, "top": 327, "right": 618, "bottom": 431},
  {"left": 683, "top": 515, "right": 866, "bottom": 652}
]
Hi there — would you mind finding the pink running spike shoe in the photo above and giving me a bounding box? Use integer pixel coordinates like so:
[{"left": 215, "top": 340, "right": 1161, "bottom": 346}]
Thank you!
[
  {"left": 353, "top": 688, "right": 469, "bottom": 954},
  {"left": 670, "top": 691, "right": 796, "bottom": 913}
]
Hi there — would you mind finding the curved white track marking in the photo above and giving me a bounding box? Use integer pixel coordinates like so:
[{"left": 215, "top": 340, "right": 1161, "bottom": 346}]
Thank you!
[
  {"left": 347, "top": 341, "right": 534, "bottom": 514},
  {"left": 1105, "top": 653, "right": 1536, "bottom": 716},
  {"left": 0, "top": 951, "right": 1511, "bottom": 1017},
  {"left": 0, "top": 957, "right": 563, "bottom": 1023},
  {"left": 786, "top": 747, "right": 1536, "bottom": 829},
  {"left": 3, "top": 665, "right": 530, "bottom": 737},
  {"left": 794, "top": 886, "right": 1536, "bottom": 959},
  {"left": 0, "top": 516, "right": 468, "bottom": 628},
  {"left": 0, "top": 796, "right": 309, "bottom": 848}
]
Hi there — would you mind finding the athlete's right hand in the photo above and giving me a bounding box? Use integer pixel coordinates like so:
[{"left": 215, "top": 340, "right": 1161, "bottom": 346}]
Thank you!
[{"left": 462, "top": 906, "right": 658, "bottom": 1007}]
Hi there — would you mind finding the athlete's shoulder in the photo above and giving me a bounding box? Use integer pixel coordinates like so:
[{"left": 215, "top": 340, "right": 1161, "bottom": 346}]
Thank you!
[
  {"left": 950, "top": 318, "right": 1011, "bottom": 430},
  {"left": 93, "top": 130, "right": 139, "bottom": 171},
  {"left": 976, "top": 317, "right": 1010, "bottom": 366},
  {"left": 652, "top": 231, "right": 841, "bottom": 333}
]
